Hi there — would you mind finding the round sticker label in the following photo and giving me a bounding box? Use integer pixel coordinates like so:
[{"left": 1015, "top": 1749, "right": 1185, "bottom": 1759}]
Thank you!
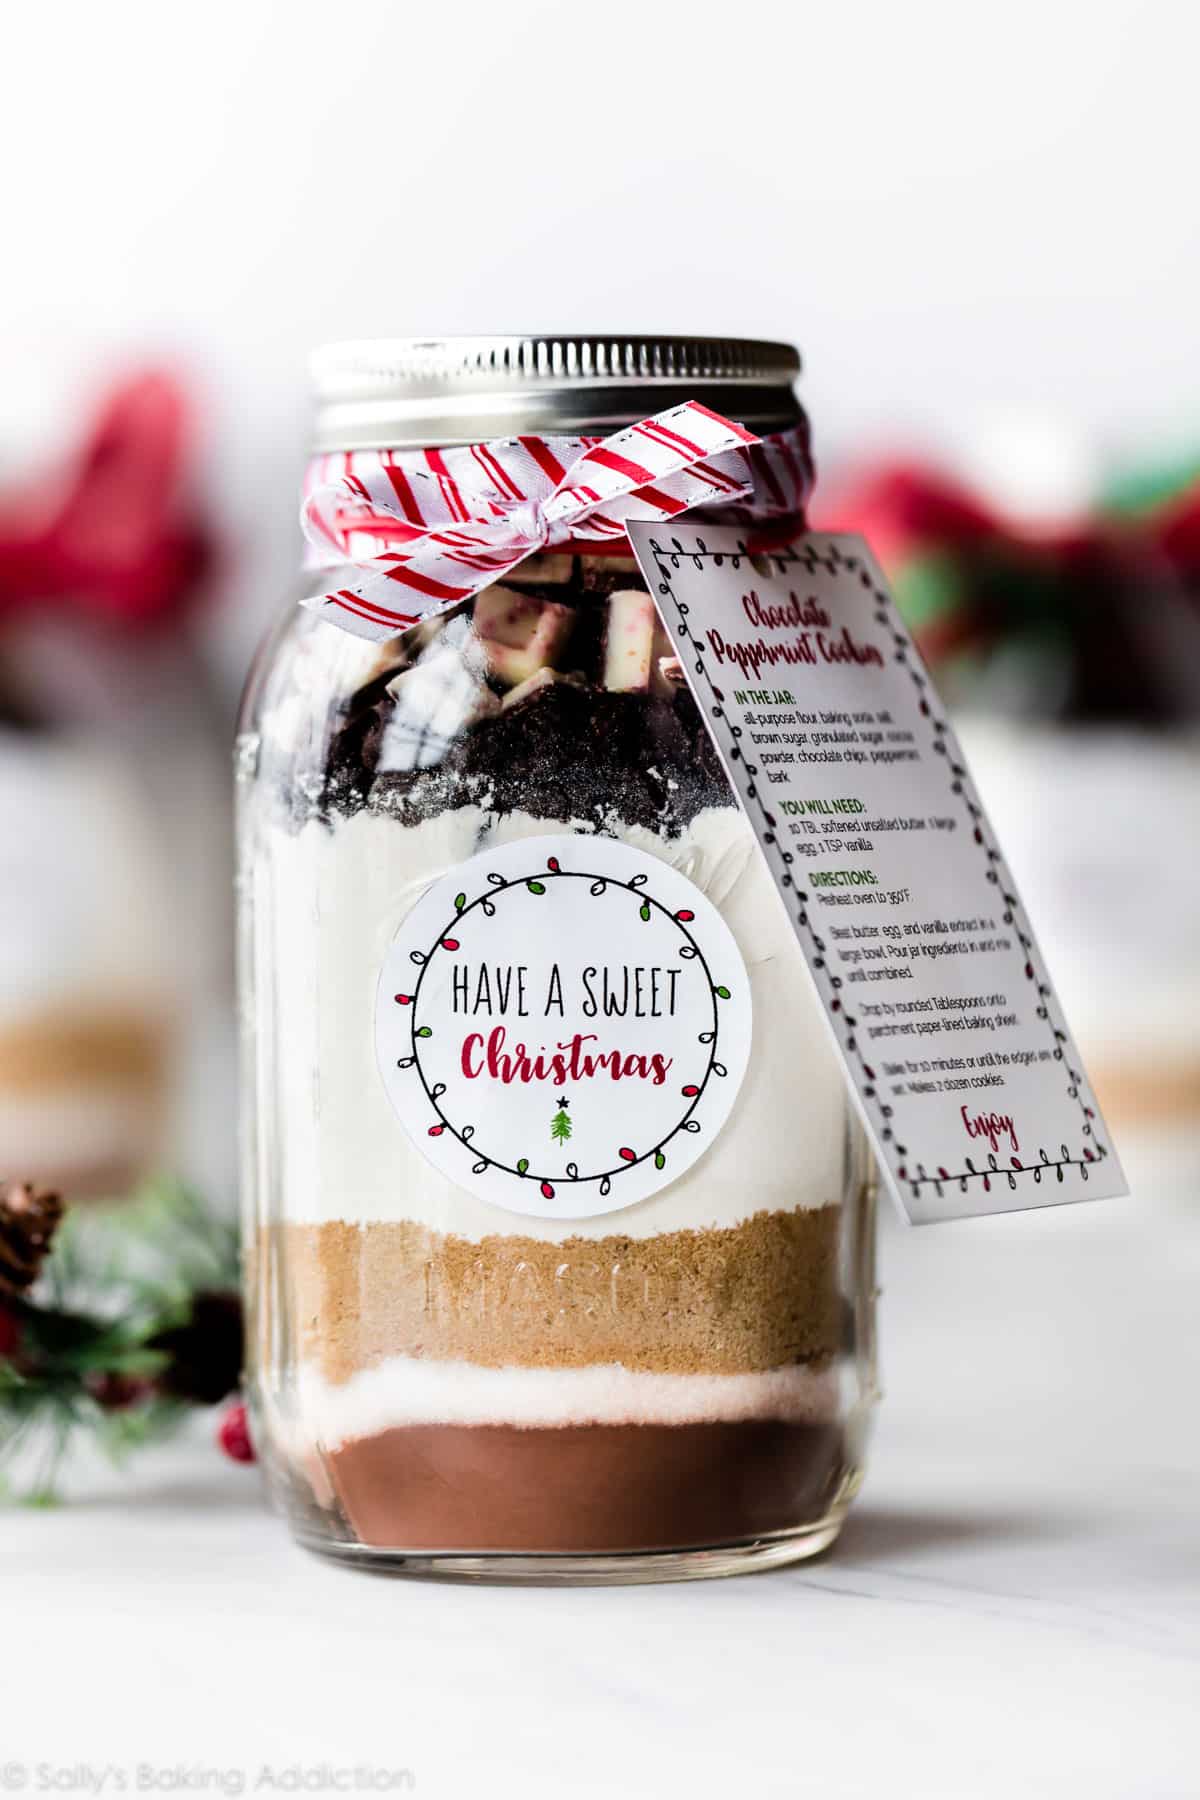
[{"left": 376, "top": 834, "right": 752, "bottom": 1220}]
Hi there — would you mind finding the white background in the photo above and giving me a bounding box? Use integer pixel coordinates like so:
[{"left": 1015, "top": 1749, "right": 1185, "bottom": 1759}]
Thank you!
[{"left": 3, "top": 0, "right": 1198, "bottom": 671}]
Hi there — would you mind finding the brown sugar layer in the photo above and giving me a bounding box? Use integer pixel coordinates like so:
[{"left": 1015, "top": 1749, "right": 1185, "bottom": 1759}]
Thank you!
[
  {"left": 324, "top": 1418, "right": 847, "bottom": 1553},
  {"left": 280, "top": 1204, "right": 843, "bottom": 1384}
]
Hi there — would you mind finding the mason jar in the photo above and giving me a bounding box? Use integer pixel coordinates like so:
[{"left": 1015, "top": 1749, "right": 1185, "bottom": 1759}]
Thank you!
[{"left": 237, "top": 336, "right": 878, "bottom": 1582}]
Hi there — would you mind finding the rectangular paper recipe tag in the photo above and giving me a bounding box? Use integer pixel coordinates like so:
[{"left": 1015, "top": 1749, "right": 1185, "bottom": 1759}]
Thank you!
[{"left": 626, "top": 521, "right": 1128, "bottom": 1224}]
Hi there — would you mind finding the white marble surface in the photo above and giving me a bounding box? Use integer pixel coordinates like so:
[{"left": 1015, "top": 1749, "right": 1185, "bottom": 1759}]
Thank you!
[{"left": 5, "top": 1131, "right": 1199, "bottom": 1800}]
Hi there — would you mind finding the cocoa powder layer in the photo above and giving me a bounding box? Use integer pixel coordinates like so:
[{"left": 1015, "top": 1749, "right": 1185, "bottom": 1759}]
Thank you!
[
  {"left": 324, "top": 1419, "right": 847, "bottom": 1552},
  {"left": 277, "top": 1204, "right": 843, "bottom": 1383}
]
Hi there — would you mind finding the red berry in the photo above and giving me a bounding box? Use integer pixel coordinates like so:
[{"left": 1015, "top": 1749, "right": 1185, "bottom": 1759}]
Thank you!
[
  {"left": 218, "top": 1401, "right": 255, "bottom": 1464},
  {"left": 0, "top": 1304, "right": 19, "bottom": 1360},
  {"left": 88, "top": 1372, "right": 150, "bottom": 1410}
]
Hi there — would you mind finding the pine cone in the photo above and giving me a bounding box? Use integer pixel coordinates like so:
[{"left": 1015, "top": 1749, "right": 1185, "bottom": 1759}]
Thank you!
[{"left": 0, "top": 1182, "right": 63, "bottom": 1298}]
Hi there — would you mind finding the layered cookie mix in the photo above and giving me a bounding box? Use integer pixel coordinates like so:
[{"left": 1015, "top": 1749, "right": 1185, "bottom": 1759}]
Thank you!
[{"left": 244, "top": 553, "right": 863, "bottom": 1554}]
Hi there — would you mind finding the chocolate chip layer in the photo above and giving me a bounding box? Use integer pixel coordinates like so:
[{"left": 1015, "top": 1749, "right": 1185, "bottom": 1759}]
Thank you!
[{"left": 280, "top": 561, "right": 733, "bottom": 837}]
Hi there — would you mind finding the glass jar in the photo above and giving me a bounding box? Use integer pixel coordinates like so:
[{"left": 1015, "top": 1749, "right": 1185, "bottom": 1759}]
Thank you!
[{"left": 237, "top": 336, "right": 878, "bottom": 1582}]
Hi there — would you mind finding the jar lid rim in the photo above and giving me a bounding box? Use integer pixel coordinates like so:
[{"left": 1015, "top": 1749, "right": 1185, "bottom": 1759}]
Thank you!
[
  {"left": 312, "top": 335, "right": 801, "bottom": 400},
  {"left": 309, "top": 336, "right": 804, "bottom": 452}
]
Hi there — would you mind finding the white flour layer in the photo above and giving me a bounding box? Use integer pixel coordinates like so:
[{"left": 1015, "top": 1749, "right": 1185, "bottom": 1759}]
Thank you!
[
  {"left": 257, "top": 804, "right": 850, "bottom": 1242},
  {"left": 296, "top": 1354, "right": 840, "bottom": 1441}
]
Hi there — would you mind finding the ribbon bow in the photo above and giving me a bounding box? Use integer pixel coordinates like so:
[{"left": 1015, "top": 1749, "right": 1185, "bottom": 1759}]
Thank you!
[{"left": 302, "top": 400, "right": 811, "bottom": 641}]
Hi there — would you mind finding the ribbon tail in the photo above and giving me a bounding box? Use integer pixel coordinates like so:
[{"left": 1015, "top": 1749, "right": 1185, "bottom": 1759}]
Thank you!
[
  {"left": 540, "top": 399, "right": 761, "bottom": 539},
  {"left": 301, "top": 485, "right": 543, "bottom": 641},
  {"left": 300, "top": 584, "right": 426, "bottom": 642}
]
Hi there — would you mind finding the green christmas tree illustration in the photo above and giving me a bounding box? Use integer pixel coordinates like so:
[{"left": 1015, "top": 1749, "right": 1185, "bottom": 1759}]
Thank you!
[{"left": 550, "top": 1100, "right": 572, "bottom": 1143}]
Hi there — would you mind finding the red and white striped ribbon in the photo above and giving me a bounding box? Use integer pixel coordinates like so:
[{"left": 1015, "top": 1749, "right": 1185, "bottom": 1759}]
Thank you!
[{"left": 301, "top": 399, "right": 813, "bottom": 640}]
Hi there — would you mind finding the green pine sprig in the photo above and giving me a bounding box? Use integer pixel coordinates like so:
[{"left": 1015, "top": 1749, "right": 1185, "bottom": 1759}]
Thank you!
[{"left": 0, "top": 1178, "right": 240, "bottom": 1504}]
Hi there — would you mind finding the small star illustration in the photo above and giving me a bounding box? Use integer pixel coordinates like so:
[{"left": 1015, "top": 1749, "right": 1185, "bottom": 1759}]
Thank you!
[{"left": 556, "top": 1096, "right": 569, "bottom": 1109}]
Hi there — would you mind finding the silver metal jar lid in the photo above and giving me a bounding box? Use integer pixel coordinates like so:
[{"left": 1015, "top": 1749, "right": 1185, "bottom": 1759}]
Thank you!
[{"left": 310, "top": 335, "right": 804, "bottom": 451}]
